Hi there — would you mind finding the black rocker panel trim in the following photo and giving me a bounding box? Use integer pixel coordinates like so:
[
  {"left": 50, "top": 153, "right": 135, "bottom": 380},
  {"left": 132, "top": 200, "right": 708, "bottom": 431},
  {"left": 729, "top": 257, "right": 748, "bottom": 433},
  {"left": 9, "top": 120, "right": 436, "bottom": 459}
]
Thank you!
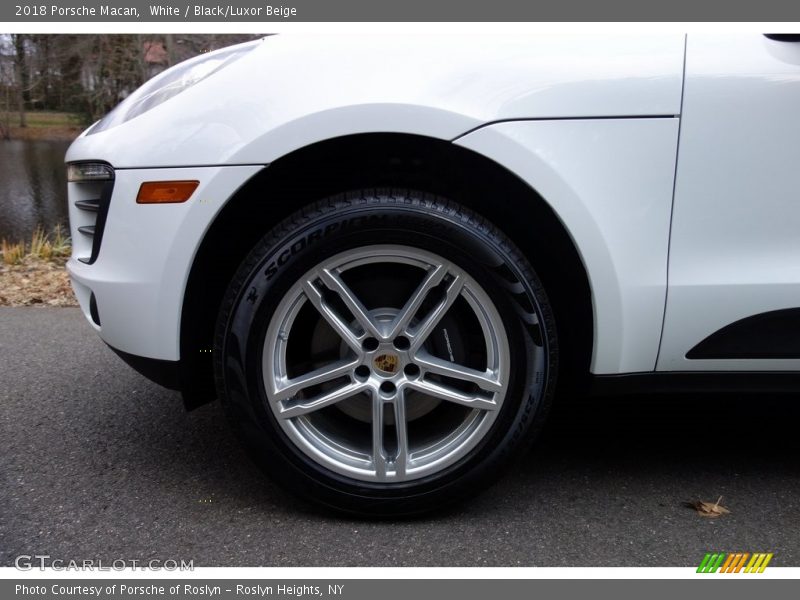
[
  {"left": 589, "top": 372, "right": 800, "bottom": 396},
  {"left": 686, "top": 308, "right": 800, "bottom": 359},
  {"left": 765, "top": 34, "right": 800, "bottom": 42}
]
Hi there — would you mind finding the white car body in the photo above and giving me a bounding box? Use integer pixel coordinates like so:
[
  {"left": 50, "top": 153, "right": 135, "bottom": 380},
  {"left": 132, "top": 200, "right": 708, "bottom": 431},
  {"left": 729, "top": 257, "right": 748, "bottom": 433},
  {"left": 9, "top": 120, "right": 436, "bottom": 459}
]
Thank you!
[{"left": 66, "top": 33, "right": 800, "bottom": 394}]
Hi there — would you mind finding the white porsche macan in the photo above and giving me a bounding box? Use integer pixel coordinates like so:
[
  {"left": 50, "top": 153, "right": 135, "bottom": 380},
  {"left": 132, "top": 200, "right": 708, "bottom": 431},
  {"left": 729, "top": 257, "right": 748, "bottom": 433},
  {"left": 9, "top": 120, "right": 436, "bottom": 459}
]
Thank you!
[{"left": 65, "top": 34, "right": 800, "bottom": 515}]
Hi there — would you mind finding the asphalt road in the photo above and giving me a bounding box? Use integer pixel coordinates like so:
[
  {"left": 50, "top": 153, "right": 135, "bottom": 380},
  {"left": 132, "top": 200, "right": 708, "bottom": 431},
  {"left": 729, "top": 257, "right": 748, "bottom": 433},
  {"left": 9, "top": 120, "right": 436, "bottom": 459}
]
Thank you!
[{"left": 2, "top": 307, "right": 800, "bottom": 567}]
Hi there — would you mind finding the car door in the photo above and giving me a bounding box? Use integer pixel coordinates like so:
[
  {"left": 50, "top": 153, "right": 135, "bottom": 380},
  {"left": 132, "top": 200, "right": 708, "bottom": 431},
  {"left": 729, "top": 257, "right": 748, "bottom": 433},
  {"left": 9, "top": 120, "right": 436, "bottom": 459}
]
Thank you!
[{"left": 658, "top": 34, "right": 800, "bottom": 371}]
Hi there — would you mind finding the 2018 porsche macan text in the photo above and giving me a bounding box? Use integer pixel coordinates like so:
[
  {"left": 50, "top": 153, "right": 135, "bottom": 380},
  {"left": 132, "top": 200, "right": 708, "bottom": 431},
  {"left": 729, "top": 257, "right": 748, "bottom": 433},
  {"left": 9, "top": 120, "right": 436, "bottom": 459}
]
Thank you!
[{"left": 66, "top": 34, "right": 800, "bottom": 515}]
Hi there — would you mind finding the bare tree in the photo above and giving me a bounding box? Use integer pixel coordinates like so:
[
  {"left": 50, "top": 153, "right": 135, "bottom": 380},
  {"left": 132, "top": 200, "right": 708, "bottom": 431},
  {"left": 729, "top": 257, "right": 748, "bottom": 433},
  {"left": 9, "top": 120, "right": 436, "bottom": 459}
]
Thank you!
[
  {"left": 12, "top": 34, "right": 28, "bottom": 127},
  {"left": 0, "top": 35, "right": 13, "bottom": 139}
]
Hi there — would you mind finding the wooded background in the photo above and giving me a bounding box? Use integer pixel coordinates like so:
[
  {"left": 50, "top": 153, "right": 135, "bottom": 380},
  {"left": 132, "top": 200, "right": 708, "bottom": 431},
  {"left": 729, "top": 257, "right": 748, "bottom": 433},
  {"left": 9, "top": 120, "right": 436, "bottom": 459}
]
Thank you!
[{"left": 0, "top": 34, "right": 262, "bottom": 139}]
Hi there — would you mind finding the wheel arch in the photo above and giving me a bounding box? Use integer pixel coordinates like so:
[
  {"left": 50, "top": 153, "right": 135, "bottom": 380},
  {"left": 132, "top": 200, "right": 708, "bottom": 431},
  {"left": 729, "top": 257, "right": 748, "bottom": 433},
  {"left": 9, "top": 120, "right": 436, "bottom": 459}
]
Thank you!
[{"left": 180, "top": 133, "right": 593, "bottom": 409}]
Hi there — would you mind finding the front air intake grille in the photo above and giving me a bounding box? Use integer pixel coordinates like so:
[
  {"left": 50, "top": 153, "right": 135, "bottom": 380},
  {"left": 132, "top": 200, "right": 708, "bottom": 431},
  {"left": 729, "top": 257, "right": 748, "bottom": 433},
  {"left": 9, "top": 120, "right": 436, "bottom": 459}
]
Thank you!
[
  {"left": 68, "top": 169, "right": 115, "bottom": 265},
  {"left": 74, "top": 199, "right": 100, "bottom": 212}
]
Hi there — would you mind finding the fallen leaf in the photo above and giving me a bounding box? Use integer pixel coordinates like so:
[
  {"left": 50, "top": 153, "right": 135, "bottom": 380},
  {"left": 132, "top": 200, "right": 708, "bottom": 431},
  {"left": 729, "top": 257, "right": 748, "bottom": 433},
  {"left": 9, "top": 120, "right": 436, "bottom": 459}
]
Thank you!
[{"left": 685, "top": 496, "right": 730, "bottom": 518}]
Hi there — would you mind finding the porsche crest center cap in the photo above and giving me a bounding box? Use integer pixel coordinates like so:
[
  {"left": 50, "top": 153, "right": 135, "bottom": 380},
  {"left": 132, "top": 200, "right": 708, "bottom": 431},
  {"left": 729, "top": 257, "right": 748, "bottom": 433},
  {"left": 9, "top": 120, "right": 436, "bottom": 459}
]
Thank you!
[{"left": 373, "top": 353, "right": 399, "bottom": 374}]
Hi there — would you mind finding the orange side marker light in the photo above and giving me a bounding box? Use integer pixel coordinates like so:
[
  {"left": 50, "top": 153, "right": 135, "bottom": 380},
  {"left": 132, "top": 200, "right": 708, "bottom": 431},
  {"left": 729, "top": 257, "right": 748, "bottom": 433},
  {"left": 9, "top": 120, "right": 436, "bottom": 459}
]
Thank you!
[{"left": 137, "top": 180, "right": 199, "bottom": 204}]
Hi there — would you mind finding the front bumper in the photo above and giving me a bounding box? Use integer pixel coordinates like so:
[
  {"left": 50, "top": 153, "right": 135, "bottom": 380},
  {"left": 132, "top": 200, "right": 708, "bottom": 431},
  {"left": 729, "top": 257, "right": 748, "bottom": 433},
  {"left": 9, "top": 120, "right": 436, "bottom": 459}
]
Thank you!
[{"left": 67, "top": 164, "right": 264, "bottom": 361}]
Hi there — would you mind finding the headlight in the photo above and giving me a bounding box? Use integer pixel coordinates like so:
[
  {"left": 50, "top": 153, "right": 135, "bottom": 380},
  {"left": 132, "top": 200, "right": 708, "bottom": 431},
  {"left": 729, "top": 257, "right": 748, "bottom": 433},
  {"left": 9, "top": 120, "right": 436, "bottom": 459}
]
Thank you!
[
  {"left": 67, "top": 162, "right": 114, "bottom": 182},
  {"left": 89, "top": 39, "right": 261, "bottom": 134}
]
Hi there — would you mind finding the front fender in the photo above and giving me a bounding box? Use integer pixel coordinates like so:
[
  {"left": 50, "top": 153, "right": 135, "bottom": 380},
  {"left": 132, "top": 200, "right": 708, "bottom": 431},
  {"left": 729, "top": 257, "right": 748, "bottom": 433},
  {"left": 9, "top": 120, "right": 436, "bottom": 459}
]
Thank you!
[{"left": 455, "top": 118, "right": 680, "bottom": 374}]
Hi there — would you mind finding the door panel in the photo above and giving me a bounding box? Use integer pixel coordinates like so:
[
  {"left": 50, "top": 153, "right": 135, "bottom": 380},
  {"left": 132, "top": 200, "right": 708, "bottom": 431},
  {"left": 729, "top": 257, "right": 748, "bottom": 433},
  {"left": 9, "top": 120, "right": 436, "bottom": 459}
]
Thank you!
[{"left": 658, "top": 34, "right": 800, "bottom": 371}]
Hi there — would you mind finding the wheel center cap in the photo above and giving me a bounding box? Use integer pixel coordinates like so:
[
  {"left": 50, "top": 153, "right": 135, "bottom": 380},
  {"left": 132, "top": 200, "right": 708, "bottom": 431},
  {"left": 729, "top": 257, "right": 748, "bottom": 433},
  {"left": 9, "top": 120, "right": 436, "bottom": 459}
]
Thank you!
[{"left": 373, "top": 353, "right": 400, "bottom": 374}]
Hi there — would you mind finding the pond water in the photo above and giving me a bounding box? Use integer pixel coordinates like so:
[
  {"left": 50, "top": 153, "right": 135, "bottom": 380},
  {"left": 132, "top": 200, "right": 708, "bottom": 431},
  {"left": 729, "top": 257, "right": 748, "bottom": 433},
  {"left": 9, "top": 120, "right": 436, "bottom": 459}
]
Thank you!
[{"left": 0, "top": 139, "right": 71, "bottom": 243}]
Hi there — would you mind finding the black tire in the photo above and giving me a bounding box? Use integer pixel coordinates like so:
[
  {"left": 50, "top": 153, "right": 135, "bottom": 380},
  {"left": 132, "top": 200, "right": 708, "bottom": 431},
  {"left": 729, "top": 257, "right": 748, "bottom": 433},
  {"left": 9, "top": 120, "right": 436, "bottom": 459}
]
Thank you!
[{"left": 214, "top": 190, "right": 558, "bottom": 516}]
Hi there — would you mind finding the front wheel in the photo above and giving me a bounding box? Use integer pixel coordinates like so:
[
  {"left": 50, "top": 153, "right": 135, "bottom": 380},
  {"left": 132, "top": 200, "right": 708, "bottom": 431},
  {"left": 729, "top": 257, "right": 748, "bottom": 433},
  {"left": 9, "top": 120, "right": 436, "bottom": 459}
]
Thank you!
[{"left": 215, "top": 191, "right": 558, "bottom": 516}]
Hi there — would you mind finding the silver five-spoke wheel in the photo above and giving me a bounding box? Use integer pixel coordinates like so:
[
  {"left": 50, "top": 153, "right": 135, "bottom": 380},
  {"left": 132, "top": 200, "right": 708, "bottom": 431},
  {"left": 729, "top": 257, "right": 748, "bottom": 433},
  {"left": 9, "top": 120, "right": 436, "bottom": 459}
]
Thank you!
[{"left": 263, "top": 245, "right": 510, "bottom": 482}]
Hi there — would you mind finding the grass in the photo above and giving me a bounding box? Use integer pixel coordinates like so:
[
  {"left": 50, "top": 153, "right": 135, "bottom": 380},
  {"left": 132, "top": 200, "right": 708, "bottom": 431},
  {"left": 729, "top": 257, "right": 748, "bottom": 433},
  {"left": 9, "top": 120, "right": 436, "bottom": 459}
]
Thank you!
[
  {"left": 19, "top": 111, "right": 83, "bottom": 129},
  {"left": 2, "top": 111, "right": 84, "bottom": 141},
  {"left": 1, "top": 239, "right": 26, "bottom": 265},
  {"left": 1, "top": 225, "right": 71, "bottom": 265}
]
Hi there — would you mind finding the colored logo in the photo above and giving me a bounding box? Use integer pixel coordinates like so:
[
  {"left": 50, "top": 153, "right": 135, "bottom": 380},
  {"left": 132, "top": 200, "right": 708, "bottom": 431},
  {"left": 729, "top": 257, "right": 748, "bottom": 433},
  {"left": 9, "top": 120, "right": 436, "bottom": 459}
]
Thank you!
[
  {"left": 373, "top": 353, "right": 399, "bottom": 374},
  {"left": 697, "top": 552, "right": 773, "bottom": 573}
]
